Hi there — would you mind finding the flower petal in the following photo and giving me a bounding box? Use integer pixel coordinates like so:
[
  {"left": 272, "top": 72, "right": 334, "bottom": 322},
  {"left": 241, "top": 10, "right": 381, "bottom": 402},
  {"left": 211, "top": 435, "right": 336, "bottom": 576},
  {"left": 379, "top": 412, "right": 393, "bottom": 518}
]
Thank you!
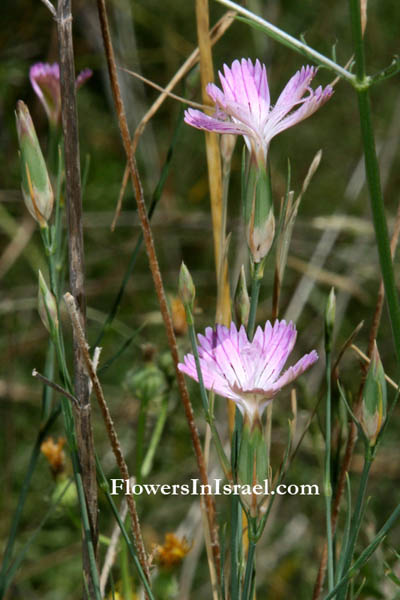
[
  {"left": 269, "top": 350, "right": 319, "bottom": 394},
  {"left": 184, "top": 108, "right": 251, "bottom": 137},
  {"left": 268, "top": 85, "right": 333, "bottom": 138}
]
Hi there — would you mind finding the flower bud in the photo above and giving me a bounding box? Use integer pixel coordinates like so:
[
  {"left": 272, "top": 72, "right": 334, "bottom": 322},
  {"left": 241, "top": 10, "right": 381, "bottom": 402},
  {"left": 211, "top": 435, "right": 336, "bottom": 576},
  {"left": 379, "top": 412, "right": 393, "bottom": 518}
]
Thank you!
[
  {"left": 124, "top": 364, "right": 167, "bottom": 402},
  {"left": 38, "top": 270, "right": 59, "bottom": 333},
  {"left": 235, "top": 266, "right": 250, "bottom": 327},
  {"left": 244, "top": 163, "right": 275, "bottom": 263},
  {"left": 324, "top": 288, "right": 336, "bottom": 353},
  {"left": 178, "top": 262, "right": 195, "bottom": 309},
  {"left": 361, "top": 342, "right": 387, "bottom": 446},
  {"left": 16, "top": 100, "right": 53, "bottom": 227}
]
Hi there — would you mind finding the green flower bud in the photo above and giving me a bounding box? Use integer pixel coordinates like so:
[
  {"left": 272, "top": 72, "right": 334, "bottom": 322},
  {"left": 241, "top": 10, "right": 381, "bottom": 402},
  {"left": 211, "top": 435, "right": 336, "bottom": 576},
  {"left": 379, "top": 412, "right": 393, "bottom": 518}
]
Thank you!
[
  {"left": 361, "top": 342, "right": 387, "bottom": 446},
  {"left": 15, "top": 100, "right": 54, "bottom": 227},
  {"left": 235, "top": 266, "right": 250, "bottom": 328},
  {"left": 124, "top": 364, "right": 167, "bottom": 402},
  {"left": 38, "top": 270, "right": 59, "bottom": 333},
  {"left": 324, "top": 287, "right": 336, "bottom": 353},
  {"left": 244, "top": 163, "right": 275, "bottom": 263},
  {"left": 178, "top": 262, "right": 195, "bottom": 309}
]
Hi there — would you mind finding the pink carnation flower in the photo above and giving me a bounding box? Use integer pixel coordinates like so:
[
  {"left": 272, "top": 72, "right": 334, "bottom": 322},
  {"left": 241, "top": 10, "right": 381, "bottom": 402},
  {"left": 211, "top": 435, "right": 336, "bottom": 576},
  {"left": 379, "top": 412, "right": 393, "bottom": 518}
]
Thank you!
[
  {"left": 185, "top": 59, "right": 333, "bottom": 165},
  {"left": 29, "top": 62, "right": 93, "bottom": 126},
  {"left": 179, "top": 320, "right": 318, "bottom": 422}
]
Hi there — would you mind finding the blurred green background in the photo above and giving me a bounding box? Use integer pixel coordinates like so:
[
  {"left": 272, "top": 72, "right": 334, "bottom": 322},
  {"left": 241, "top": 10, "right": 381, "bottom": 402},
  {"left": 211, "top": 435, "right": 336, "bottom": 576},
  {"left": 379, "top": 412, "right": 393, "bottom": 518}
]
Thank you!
[{"left": 1, "top": 0, "right": 400, "bottom": 598}]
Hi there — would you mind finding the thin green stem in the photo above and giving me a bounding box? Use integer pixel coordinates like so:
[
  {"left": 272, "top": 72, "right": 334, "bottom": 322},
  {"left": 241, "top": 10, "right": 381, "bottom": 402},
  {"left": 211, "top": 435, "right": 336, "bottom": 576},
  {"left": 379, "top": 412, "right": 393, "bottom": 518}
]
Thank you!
[
  {"left": 230, "top": 408, "right": 243, "bottom": 600},
  {"left": 337, "top": 453, "right": 373, "bottom": 600},
  {"left": 323, "top": 492, "right": 400, "bottom": 600},
  {"left": 242, "top": 539, "right": 256, "bottom": 600},
  {"left": 186, "top": 309, "right": 210, "bottom": 415},
  {"left": 135, "top": 395, "right": 149, "bottom": 485},
  {"left": 247, "top": 262, "right": 262, "bottom": 340},
  {"left": 349, "top": 0, "right": 400, "bottom": 363},
  {"left": 141, "top": 394, "right": 168, "bottom": 479},
  {"left": 0, "top": 406, "right": 60, "bottom": 597},
  {"left": 96, "top": 456, "right": 155, "bottom": 599},
  {"left": 59, "top": 397, "right": 102, "bottom": 600},
  {"left": 324, "top": 350, "right": 334, "bottom": 592},
  {"left": 213, "top": 0, "right": 355, "bottom": 83}
]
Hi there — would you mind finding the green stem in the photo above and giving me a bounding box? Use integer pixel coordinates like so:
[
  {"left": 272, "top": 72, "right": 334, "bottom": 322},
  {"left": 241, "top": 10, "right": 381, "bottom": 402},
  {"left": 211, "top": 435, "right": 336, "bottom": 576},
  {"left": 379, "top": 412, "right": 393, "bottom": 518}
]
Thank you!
[
  {"left": 0, "top": 406, "right": 60, "bottom": 597},
  {"left": 214, "top": 0, "right": 355, "bottom": 82},
  {"left": 186, "top": 308, "right": 209, "bottom": 415},
  {"left": 337, "top": 452, "right": 373, "bottom": 600},
  {"left": 230, "top": 408, "right": 243, "bottom": 600},
  {"left": 136, "top": 395, "right": 149, "bottom": 485},
  {"left": 323, "top": 493, "right": 400, "bottom": 600},
  {"left": 247, "top": 262, "right": 263, "bottom": 340},
  {"left": 59, "top": 397, "right": 102, "bottom": 600},
  {"left": 324, "top": 349, "right": 334, "bottom": 592},
  {"left": 96, "top": 456, "right": 155, "bottom": 599},
  {"left": 242, "top": 539, "right": 256, "bottom": 600},
  {"left": 141, "top": 394, "right": 168, "bottom": 479},
  {"left": 349, "top": 0, "right": 400, "bottom": 363}
]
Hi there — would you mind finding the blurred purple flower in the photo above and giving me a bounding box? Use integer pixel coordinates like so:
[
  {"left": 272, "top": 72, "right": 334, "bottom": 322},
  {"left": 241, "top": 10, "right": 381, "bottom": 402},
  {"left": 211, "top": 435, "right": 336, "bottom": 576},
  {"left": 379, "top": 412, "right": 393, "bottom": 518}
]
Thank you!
[
  {"left": 29, "top": 62, "right": 92, "bottom": 126},
  {"left": 185, "top": 59, "right": 333, "bottom": 165},
  {"left": 179, "top": 320, "right": 318, "bottom": 422}
]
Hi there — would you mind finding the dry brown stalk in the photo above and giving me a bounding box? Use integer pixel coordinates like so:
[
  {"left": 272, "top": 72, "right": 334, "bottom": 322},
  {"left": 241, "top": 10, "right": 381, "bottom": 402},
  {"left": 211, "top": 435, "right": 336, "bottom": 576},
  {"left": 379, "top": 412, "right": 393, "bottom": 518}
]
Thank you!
[
  {"left": 63, "top": 292, "right": 150, "bottom": 582},
  {"left": 32, "top": 369, "right": 78, "bottom": 407},
  {"left": 96, "top": 0, "right": 221, "bottom": 582},
  {"left": 312, "top": 198, "right": 400, "bottom": 600},
  {"left": 195, "top": 0, "right": 231, "bottom": 328},
  {"left": 56, "top": 0, "right": 98, "bottom": 592},
  {"left": 113, "top": 10, "right": 235, "bottom": 231}
]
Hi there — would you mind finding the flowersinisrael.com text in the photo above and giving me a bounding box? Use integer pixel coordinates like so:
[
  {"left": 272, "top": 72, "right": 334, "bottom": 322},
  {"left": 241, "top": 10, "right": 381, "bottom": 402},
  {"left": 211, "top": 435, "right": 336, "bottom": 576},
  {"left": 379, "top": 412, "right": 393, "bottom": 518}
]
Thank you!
[{"left": 110, "top": 478, "right": 319, "bottom": 497}]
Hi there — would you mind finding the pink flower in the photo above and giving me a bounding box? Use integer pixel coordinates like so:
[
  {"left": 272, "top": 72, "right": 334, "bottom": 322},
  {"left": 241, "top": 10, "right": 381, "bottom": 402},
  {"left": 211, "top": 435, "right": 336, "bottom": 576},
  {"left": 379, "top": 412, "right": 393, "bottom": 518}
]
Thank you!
[
  {"left": 29, "top": 62, "right": 92, "bottom": 126},
  {"left": 184, "top": 59, "right": 333, "bottom": 165},
  {"left": 179, "top": 320, "right": 318, "bottom": 422}
]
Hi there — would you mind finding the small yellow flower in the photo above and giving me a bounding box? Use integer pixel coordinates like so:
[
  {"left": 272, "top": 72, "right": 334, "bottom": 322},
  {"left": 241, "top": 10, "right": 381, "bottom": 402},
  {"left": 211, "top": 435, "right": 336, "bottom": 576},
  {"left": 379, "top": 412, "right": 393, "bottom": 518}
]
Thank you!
[
  {"left": 155, "top": 533, "right": 191, "bottom": 569},
  {"left": 40, "top": 436, "right": 66, "bottom": 476}
]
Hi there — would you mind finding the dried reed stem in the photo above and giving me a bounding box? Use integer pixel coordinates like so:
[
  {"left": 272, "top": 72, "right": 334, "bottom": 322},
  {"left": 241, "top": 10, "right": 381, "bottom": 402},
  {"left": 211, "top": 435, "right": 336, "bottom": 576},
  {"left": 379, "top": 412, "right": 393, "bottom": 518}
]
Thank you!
[
  {"left": 56, "top": 0, "right": 98, "bottom": 592},
  {"left": 63, "top": 292, "right": 150, "bottom": 582},
  {"left": 195, "top": 0, "right": 231, "bottom": 328},
  {"left": 96, "top": 0, "right": 221, "bottom": 581},
  {"left": 312, "top": 198, "right": 400, "bottom": 600}
]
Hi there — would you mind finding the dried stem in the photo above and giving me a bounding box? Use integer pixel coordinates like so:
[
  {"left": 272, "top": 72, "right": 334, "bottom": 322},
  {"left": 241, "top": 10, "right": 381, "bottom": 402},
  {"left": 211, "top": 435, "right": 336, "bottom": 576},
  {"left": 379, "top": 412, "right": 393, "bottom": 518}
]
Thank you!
[
  {"left": 96, "top": 0, "right": 221, "bottom": 581},
  {"left": 56, "top": 0, "right": 98, "bottom": 590},
  {"left": 195, "top": 0, "right": 231, "bottom": 328},
  {"left": 312, "top": 198, "right": 400, "bottom": 599},
  {"left": 63, "top": 292, "right": 150, "bottom": 582},
  {"left": 32, "top": 369, "right": 78, "bottom": 407},
  {"left": 113, "top": 11, "right": 235, "bottom": 230}
]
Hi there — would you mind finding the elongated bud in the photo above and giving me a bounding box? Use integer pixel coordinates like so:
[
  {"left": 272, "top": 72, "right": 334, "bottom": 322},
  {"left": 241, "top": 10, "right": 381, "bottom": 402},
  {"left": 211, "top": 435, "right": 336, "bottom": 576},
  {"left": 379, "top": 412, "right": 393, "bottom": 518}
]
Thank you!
[
  {"left": 38, "top": 270, "right": 58, "bottom": 332},
  {"left": 361, "top": 342, "right": 387, "bottom": 446},
  {"left": 235, "top": 266, "right": 250, "bottom": 327},
  {"left": 244, "top": 162, "right": 275, "bottom": 263},
  {"left": 16, "top": 101, "right": 53, "bottom": 227},
  {"left": 179, "top": 262, "right": 195, "bottom": 310},
  {"left": 324, "top": 288, "right": 336, "bottom": 353}
]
